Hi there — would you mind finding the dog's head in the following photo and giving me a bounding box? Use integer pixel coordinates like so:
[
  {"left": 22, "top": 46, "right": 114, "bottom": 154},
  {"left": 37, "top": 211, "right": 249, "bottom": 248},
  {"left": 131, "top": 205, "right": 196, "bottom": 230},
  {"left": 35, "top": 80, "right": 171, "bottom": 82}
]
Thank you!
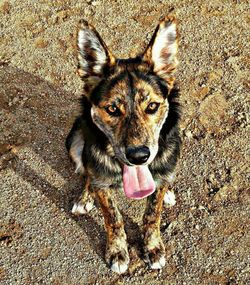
[{"left": 77, "top": 16, "right": 178, "bottom": 167}]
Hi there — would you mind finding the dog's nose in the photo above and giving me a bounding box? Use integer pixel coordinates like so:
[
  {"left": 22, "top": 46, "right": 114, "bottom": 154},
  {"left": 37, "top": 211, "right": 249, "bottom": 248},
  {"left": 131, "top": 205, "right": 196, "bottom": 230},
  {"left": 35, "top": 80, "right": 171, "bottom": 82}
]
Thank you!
[{"left": 125, "top": 146, "right": 150, "bottom": 165}]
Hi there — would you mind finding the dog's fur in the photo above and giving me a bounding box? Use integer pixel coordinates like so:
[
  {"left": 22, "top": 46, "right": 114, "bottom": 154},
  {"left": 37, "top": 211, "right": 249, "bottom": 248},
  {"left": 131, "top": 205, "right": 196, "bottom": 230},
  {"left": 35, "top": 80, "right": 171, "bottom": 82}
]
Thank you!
[{"left": 66, "top": 16, "right": 181, "bottom": 274}]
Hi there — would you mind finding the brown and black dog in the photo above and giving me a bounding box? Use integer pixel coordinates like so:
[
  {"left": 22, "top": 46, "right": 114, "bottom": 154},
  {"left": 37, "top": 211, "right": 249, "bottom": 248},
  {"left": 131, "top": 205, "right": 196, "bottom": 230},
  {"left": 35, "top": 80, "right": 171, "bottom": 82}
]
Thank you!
[{"left": 66, "top": 16, "right": 181, "bottom": 274}]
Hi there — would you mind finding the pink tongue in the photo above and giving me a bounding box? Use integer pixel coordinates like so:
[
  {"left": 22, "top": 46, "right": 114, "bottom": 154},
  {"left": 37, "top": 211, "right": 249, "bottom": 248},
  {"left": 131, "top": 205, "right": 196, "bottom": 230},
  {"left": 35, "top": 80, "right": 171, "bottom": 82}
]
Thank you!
[{"left": 122, "top": 165, "right": 156, "bottom": 199}]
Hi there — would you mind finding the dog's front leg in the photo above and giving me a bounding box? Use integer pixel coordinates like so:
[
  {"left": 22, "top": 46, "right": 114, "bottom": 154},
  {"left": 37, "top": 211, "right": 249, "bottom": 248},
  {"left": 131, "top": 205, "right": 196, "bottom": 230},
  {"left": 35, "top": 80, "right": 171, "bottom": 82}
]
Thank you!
[
  {"left": 95, "top": 189, "right": 129, "bottom": 274},
  {"left": 143, "top": 186, "right": 167, "bottom": 269}
]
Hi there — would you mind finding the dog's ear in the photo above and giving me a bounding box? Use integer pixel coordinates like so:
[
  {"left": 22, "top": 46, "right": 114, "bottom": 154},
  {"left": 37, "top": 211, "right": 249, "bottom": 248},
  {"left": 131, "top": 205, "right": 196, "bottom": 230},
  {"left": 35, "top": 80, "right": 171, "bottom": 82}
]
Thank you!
[
  {"left": 142, "top": 16, "right": 178, "bottom": 88},
  {"left": 77, "top": 20, "right": 116, "bottom": 93}
]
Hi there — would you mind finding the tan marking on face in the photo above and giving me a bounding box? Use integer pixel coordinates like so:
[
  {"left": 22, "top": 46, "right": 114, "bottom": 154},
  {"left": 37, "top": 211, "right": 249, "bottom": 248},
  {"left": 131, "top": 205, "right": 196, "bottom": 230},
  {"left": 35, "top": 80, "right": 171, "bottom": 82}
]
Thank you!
[
  {"left": 125, "top": 79, "right": 168, "bottom": 148},
  {"left": 93, "top": 78, "right": 129, "bottom": 145},
  {"left": 94, "top": 107, "right": 118, "bottom": 125},
  {"left": 99, "top": 79, "right": 128, "bottom": 114}
]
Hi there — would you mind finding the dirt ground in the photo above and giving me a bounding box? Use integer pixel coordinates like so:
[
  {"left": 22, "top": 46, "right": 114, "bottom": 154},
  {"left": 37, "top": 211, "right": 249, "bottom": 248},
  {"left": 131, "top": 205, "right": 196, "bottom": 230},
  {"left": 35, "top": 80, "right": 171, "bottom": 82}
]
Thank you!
[{"left": 0, "top": 0, "right": 249, "bottom": 284}]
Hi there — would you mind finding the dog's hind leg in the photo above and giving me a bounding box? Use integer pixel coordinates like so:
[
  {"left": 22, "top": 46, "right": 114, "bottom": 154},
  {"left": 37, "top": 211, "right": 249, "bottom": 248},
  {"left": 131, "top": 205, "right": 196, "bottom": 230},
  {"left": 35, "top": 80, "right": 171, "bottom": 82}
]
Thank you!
[
  {"left": 72, "top": 177, "right": 95, "bottom": 215},
  {"left": 143, "top": 186, "right": 167, "bottom": 269},
  {"left": 66, "top": 117, "right": 85, "bottom": 175},
  {"left": 95, "top": 189, "right": 129, "bottom": 274},
  {"left": 66, "top": 118, "right": 95, "bottom": 214}
]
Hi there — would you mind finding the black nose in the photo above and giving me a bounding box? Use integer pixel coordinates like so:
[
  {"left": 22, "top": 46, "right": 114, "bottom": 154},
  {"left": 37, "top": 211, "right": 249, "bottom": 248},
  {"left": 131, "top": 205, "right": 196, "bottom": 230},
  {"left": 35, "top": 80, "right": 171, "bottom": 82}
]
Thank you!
[{"left": 125, "top": 146, "right": 150, "bottom": 165}]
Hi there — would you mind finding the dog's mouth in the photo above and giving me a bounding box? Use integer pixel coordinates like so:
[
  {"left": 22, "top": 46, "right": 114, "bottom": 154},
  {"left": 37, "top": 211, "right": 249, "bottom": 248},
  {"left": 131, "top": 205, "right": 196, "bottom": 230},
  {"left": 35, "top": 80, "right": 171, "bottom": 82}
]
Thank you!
[
  {"left": 122, "top": 165, "right": 155, "bottom": 199},
  {"left": 113, "top": 146, "right": 158, "bottom": 199}
]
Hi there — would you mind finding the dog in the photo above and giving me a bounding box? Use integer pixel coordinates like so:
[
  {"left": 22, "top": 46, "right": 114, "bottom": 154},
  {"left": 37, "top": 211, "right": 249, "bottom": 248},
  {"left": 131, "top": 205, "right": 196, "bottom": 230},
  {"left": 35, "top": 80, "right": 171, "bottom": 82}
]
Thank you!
[{"left": 66, "top": 16, "right": 181, "bottom": 274}]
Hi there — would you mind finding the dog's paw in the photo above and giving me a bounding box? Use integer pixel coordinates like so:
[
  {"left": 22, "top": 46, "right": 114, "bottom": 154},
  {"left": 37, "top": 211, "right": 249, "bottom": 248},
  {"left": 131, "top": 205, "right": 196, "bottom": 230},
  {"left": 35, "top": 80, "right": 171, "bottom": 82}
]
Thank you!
[
  {"left": 106, "top": 241, "right": 130, "bottom": 274},
  {"left": 164, "top": 191, "right": 176, "bottom": 207},
  {"left": 71, "top": 193, "right": 94, "bottom": 215},
  {"left": 110, "top": 252, "right": 129, "bottom": 274},
  {"left": 143, "top": 234, "right": 166, "bottom": 270},
  {"left": 149, "top": 255, "right": 166, "bottom": 269}
]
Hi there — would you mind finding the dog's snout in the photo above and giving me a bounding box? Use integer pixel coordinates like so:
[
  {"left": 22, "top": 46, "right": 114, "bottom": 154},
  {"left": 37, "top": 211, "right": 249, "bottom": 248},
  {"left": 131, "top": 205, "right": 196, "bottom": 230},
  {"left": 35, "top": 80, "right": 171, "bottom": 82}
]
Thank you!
[{"left": 125, "top": 146, "right": 150, "bottom": 165}]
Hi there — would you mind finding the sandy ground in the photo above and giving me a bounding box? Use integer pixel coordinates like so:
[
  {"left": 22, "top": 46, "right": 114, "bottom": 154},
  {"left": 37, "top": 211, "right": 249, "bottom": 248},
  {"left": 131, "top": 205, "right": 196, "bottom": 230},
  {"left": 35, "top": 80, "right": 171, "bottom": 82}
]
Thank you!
[{"left": 0, "top": 0, "right": 249, "bottom": 284}]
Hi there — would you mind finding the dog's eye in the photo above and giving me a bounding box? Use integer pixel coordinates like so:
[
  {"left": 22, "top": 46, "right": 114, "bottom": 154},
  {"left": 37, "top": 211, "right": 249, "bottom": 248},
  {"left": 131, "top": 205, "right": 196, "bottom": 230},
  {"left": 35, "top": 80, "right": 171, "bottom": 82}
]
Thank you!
[
  {"left": 106, "top": 105, "right": 121, "bottom": 117},
  {"left": 145, "top": 102, "right": 160, "bottom": 114}
]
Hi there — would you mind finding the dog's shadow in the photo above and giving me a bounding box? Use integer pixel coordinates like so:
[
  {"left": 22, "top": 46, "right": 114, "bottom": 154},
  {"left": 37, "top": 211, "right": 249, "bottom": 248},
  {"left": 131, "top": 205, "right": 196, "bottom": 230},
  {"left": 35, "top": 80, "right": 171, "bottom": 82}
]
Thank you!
[{"left": 0, "top": 64, "right": 143, "bottom": 264}]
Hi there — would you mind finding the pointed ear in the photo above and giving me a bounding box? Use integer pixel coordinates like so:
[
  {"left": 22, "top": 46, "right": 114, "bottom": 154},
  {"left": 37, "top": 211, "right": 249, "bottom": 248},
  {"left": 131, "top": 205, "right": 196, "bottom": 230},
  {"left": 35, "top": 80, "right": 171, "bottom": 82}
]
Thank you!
[
  {"left": 142, "top": 16, "right": 178, "bottom": 88},
  {"left": 77, "top": 20, "right": 116, "bottom": 94}
]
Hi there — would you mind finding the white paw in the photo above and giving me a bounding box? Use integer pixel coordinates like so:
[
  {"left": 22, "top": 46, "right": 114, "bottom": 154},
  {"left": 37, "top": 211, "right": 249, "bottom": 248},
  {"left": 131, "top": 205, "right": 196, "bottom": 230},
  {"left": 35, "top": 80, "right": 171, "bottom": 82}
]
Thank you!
[
  {"left": 111, "top": 261, "right": 129, "bottom": 274},
  {"left": 164, "top": 191, "right": 176, "bottom": 207},
  {"left": 150, "top": 256, "right": 166, "bottom": 270},
  {"left": 71, "top": 201, "right": 94, "bottom": 215}
]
